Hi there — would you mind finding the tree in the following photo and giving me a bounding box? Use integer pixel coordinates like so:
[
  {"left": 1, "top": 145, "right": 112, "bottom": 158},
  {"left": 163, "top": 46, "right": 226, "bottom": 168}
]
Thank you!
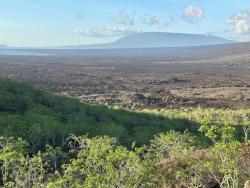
[
  {"left": 50, "top": 135, "right": 149, "bottom": 187},
  {"left": 196, "top": 117, "right": 248, "bottom": 187},
  {"left": 43, "top": 145, "right": 68, "bottom": 172},
  {"left": 146, "top": 130, "right": 197, "bottom": 161},
  {"left": 0, "top": 137, "right": 27, "bottom": 187}
]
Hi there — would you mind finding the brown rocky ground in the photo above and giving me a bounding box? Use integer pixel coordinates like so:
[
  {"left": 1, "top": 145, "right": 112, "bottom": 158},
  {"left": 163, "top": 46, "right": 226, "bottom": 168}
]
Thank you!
[{"left": 0, "top": 48, "right": 249, "bottom": 109}]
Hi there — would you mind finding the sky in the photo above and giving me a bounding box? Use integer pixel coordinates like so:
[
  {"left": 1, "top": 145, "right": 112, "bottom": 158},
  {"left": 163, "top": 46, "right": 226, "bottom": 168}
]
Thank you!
[{"left": 1, "top": 0, "right": 250, "bottom": 47}]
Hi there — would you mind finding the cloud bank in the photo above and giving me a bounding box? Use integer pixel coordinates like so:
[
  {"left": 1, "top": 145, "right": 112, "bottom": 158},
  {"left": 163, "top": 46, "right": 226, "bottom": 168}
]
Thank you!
[
  {"left": 227, "top": 10, "right": 250, "bottom": 34},
  {"left": 140, "top": 15, "right": 161, "bottom": 26},
  {"left": 113, "top": 11, "right": 135, "bottom": 25},
  {"left": 182, "top": 5, "right": 204, "bottom": 24},
  {"left": 75, "top": 26, "right": 141, "bottom": 37}
]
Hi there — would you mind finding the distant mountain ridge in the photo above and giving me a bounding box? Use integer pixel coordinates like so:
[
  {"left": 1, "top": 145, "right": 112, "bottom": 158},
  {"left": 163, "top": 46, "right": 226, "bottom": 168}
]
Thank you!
[
  {"left": 64, "top": 32, "right": 236, "bottom": 49},
  {"left": 0, "top": 32, "right": 236, "bottom": 50}
]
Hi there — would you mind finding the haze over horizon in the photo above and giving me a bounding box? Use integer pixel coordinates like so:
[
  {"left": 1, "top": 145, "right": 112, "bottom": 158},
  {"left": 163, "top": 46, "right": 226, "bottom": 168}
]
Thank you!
[{"left": 1, "top": 0, "right": 250, "bottom": 47}]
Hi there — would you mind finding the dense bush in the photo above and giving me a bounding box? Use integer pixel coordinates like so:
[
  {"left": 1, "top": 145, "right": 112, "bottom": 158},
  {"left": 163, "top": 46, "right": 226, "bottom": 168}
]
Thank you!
[
  {"left": 0, "top": 78, "right": 249, "bottom": 187},
  {"left": 0, "top": 129, "right": 249, "bottom": 187},
  {"left": 0, "top": 78, "right": 198, "bottom": 151}
]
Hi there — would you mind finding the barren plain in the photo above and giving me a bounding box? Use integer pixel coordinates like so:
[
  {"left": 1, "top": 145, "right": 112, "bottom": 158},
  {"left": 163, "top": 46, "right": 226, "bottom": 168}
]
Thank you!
[{"left": 0, "top": 43, "right": 250, "bottom": 109}]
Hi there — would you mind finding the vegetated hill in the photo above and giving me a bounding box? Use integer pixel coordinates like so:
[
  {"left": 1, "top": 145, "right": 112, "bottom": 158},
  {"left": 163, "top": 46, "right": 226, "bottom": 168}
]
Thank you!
[
  {"left": 0, "top": 78, "right": 249, "bottom": 187},
  {"left": 63, "top": 32, "right": 236, "bottom": 49},
  {"left": 0, "top": 78, "right": 198, "bottom": 152}
]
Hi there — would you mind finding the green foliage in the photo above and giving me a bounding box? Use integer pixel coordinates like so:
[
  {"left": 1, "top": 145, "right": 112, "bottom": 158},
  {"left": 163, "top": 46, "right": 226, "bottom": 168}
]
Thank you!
[
  {"left": 146, "top": 130, "right": 197, "bottom": 160},
  {"left": 50, "top": 135, "right": 149, "bottom": 188},
  {"left": 0, "top": 137, "right": 46, "bottom": 187},
  {"left": 160, "top": 123, "right": 250, "bottom": 188},
  {"left": 42, "top": 145, "right": 68, "bottom": 172},
  {"left": 182, "top": 140, "right": 248, "bottom": 188},
  {"left": 210, "top": 141, "right": 243, "bottom": 187},
  {"left": 199, "top": 116, "right": 236, "bottom": 143},
  {"left": 0, "top": 78, "right": 199, "bottom": 152},
  {"left": 0, "top": 133, "right": 249, "bottom": 187},
  {"left": 0, "top": 78, "right": 249, "bottom": 187},
  {"left": 0, "top": 137, "right": 27, "bottom": 187}
]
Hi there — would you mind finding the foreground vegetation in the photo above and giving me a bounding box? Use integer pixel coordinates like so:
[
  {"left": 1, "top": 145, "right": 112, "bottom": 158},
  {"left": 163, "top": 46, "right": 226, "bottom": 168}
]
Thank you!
[{"left": 0, "top": 78, "right": 249, "bottom": 187}]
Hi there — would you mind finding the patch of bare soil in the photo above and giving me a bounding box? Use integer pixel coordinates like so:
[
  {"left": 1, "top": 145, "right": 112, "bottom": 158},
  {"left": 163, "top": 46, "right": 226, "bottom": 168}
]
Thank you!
[{"left": 0, "top": 54, "right": 249, "bottom": 109}]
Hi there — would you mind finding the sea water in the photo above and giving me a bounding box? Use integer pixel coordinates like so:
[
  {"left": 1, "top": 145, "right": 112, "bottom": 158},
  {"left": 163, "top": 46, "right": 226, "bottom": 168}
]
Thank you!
[{"left": 0, "top": 49, "right": 50, "bottom": 56}]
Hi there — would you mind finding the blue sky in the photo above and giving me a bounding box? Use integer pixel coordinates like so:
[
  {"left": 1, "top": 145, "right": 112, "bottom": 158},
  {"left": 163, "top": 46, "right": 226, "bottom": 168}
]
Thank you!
[{"left": 1, "top": 0, "right": 250, "bottom": 47}]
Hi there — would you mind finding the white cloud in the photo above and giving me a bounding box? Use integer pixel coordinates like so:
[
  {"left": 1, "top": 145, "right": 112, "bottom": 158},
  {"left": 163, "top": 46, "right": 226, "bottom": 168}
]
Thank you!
[
  {"left": 227, "top": 10, "right": 250, "bottom": 34},
  {"left": 113, "top": 11, "right": 170, "bottom": 28},
  {"left": 140, "top": 15, "right": 169, "bottom": 28},
  {"left": 141, "top": 15, "right": 161, "bottom": 25},
  {"left": 113, "top": 11, "right": 135, "bottom": 25},
  {"left": 76, "top": 14, "right": 86, "bottom": 21},
  {"left": 75, "top": 26, "right": 141, "bottom": 37},
  {"left": 182, "top": 5, "right": 204, "bottom": 24}
]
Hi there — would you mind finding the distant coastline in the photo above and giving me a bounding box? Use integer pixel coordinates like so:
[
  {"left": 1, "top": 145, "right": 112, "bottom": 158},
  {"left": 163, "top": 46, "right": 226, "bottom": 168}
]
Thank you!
[{"left": 0, "top": 49, "right": 51, "bottom": 56}]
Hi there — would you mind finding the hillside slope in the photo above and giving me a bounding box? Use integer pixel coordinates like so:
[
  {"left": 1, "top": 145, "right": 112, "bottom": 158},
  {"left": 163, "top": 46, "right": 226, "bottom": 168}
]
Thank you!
[
  {"left": 0, "top": 79, "right": 249, "bottom": 187},
  {"left": 0, "top": 78, "right": 196, "bottom": 151}
]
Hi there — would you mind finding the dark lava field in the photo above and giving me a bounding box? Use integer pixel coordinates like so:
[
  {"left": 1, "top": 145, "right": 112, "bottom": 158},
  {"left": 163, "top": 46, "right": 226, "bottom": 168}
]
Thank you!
[{"left": 0, "top": 44, "right": 250, "bottom": 109}]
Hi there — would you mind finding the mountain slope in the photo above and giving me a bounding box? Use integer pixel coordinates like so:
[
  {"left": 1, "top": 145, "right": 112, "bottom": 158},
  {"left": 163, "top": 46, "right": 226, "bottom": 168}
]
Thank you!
[
  {"left": 69, "top": 32, "right": 236, "bottom": 49},
  {"left": 112, "top": 32, "right": 235, "bottom": 48},
  {"left": 0, "top": 78, "right": 196, "bottom": 149}
]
